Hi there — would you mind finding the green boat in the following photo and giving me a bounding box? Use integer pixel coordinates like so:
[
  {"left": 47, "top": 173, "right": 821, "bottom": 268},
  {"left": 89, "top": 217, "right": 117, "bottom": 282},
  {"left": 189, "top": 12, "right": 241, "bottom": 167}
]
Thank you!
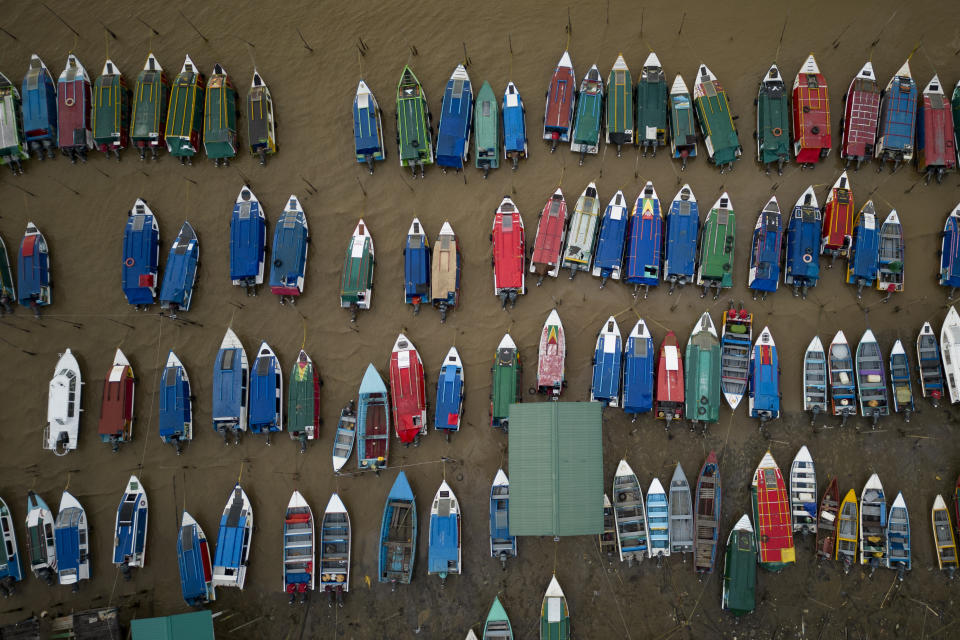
[
  {"left": 396, "top": 65, "right": 433, "bottom": 177},
  {"left": 570, "top": 64, "right": 603, "bottom": 164},
  {"left": 490, "top": 333, "right": 521, "bottom": 431},
  {"left": 0, "top": 232, "right": 15, "bottom": 313},
  {"left": 482, "top": 596, "right": 513, "bottom": 639},
  {"left": 474, "top": 80, "right": 499, "bottom": 177},
  {"left": 605, "top": 54, "right": 633, "bottom": 155},
  {"left": 288, "top": 349, "right": 321, "bottom": 453},
  {"left": 247, "top": 70, "right": 277, "bottom": 165},
  {"left": 540, "top": 575, "right": 570, "bottom": 640},
  {"left": 340, "top": 219, "right": 375, "bottom": 322},
  {"left": 693, "top": 64, "right": 741, "bottom": 172},
  {"left": 721, "top": 514, "right": 757, "bottom": 617},
  {"left": 165, "top": 55, "right": 205, "bottom": 163},
  {"left": 130, "top": 53, "right": 168, "bottom": 161},
  {"left": 0, "top": 71, "right": 27, "bottom": 174},
  {"left": 91, "top": 59, "right": 129, "bottom": 159},
  {"left": 203, "top": 63, "right": 238, "bottom": 166},
  {"left": 696, "top": 193, "right": 735, "bottom": 298},
  {"left": 636, "top": 52, "right": 668, "bottom": 157},
  {"left": 756, "top": 64, "right": 790, "bottom": 175},
  {"left": 684, "top": 311, "right": 721, "bottom": 427}
]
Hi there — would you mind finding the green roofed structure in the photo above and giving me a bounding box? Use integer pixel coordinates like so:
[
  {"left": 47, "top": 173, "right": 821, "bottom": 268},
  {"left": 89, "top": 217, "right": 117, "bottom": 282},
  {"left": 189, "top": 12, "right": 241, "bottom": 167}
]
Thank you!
[
  {"left": 131, "top": 610, "right": 214, "bottom": 640},
  {"left": 508, "top": 401, "right": 604, "bottom": 536}
]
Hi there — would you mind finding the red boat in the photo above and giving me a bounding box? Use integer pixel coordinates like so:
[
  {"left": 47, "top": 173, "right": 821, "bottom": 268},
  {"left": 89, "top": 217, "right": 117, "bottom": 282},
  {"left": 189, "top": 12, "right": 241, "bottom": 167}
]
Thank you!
[
  {"left": 820, "top": 171, "right": 854, "bottom": 261},
  {"left": 98, "top": 348, "right": 135, "bottom": 452},
  {"left": 389, "top": 333, "right": 427, "bottom": 445},
  {"left": 57, "top": 54, "right": 94, "bottom": 163},
  {"left": 536, "top": 309, "right": 565, "bottom": 397},
  {"left": 492, "top": 196, "right": 525, "bottom": 308},
  {"left": 792, "top": 55, "right": 831, "bottom": 167},
  {"left": 840, "top": 61, "right": 880, "bottom": 170},
  {"left": 655, "top": 331, "right": 684, "bottom": 426},
  {"left": 542, "top": 51, "right": 576, "bottom": 150},
  {"left": 529, "top": 188, "right": 568, "bottom": 285},
  {"left": 752, "top": 451, "right": 795, "bottom": 571},
  {"left": 917, "top": 75, "right": 957, "bottom": 184}
]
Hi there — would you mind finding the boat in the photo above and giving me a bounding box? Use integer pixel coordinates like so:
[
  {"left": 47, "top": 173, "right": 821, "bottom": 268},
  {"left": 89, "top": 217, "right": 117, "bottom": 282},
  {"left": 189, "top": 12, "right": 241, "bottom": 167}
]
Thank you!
[
  {"left": 748, "top": 326, "right": 780, "bottom": 425},
  {"left": 249, "top": 341, "right": 283, "bottom": 444},
  {"left": 390, "top": 333, "right": 427, "bottom": 445},
  {"left": 783, "top": 186, "right": 822, "bottom": 298},
  {"left": 560, "top": 182, "right": 601, "bottom": 278},
  {"left": 212, "top": 483, "right": 253, "bottom": 589},
  {"left": 720, "top": 304, "right": 752, "bottom": 411},
  {"left": 98, "top": 348, "right": 134, "bottom": 452},
  {"left": 934, "top": 494, "right": 958, "bottom": 576},
  {"left": 130, "top": 53, "right": 168, "bottom": 161},
  {"left": 635, "top": 52, "right": 667, "bottom": 157},
  {"left": 668, "top": 74, "right": 697, "bottom": 168},
  {"left": 856, "top": 329, "right": 890, "bottom": 428},
  {"left": 592, "top": 190, "right": 627, "bottom": 286},
  {"left": 860, "top": 474, "right": 887, "bottom": 570},
  {"left": 353, "top": 79, "right": 384, "bottom": 173},
  {"left": 212, "top": 328, "right": 248, "bottom": 444},
  {"left": 502, "top": 82, "right": 528, "bottom": 169},
  {"left": 840, "top": 61, "right": 880, "bottom": 169},
  {"left": 685, "top": 312, "right": 721, "bottom": 428},
  {"left": 613, "top": 459, "right": 648, "bottom": 566},
  {"left": 492, "top": 197, "right": 525, "bottom": 308},
  {"left": 288, "top": 349, "right": 321, "bottom": 452},
  {"left": 21, "top": 54, "right": 57, "bottom": 159},
  {"left": 271, "top": 195, "right": 309, "bottom": 303},
  {"left": 427, "top": 481, "right": 461, "bottom": 584},
  {"left": 158, "top": 221, "right": 199, "bottom": 317},
  {"left": 483, "top": 596, "right": 513, "bottom": 640},
  {"left": 836, "top": 489, "right": 859, "bottom": 572},
  {"left": 846, "top": 200, "right": 880, "bottom": 297},
  {"left": 916, "top": 322, "right": 944, "bottom": 406},
  {"left": 570, "top": 64, "right": 602, "bottom": 163},
  {"left": 696, "top": 193, "right": 735, "bottom": 299},
  {"left": 591, "top": 317, "right": 622, "bottom": 408},
  {"left": 693, "top": 64, "right": 741, "bottom": 172},
  {"left": 876, "top": 209, "right": 904, "bottom": 299},
  {"left": 828, "top": 331, "right": 859, "bottom": 425},
  {"left": 940, "top": 204, "right": 960, "bottom": 296},
  {"left": 624, "top": 181, "right": 663, "bottom": 298},
  {"left": 756, "top": 63, "right": 790, "bottom": 174},
  {"left": 17, "top": 221, "right": 51, "bottom": 314},
  {"left": 599, "top": 494, "right": 617, "bottom": 559},
  {"left": 655, "top": 331, "right": 685, "bottom": 426},
  {"left": 403, "top": 218, "right": 430, "bottom": 312},
  {"left": 56, "top": 55, "right": 93, "bottom": 163},
  {"left": 942, "top": 306, "right": 960, "bottom": 404},
  {"left": 791, "top": 54, "right": 831, "bottom": 167},
  {"left": 889, "top": 340, "right": 915, "bottom": 421},
  {"left": 474, "top": 80, "right": 499, "bottom": 176},
  {"left": 490, "top": 333, "right": 522, "bottom": 430},
  {"left": 886, "top": 492, "right": 911, "bottom": 577},
  {"left": 748, "top": 196, "right": 783, "bottom": 299},
  {"left": 669, "top": 464, "right": 694, "bottom": 556},
  {"left": 694, "top": 452, "right": 721, "bottom": 574},
  {"left": 955, "top": 80, "right": 960, "bottom": 161},
  {"left": 320, "top": 493, "right": 351, "bottom": 606},
  {"left": 431, "top": 221, "right": 461, "bottom": 322},
  {"left": 489, "top": 469, "right": 517, "bottom": 568},
  {"left": 536, "top": 310, "right": 565, "bottom": 397},
  {"left": 247, "top": 70, "right": 277, "bottom": 165},
  {"left": 165, "top": 55, "right": 205, "bottom": 163},
  {"left": 529, "top": 188, "right": 568, "bottom": 285},
  {"left": 396, "top": 65, "right": 433, "bottom": 177},
  {"left": 721, "top": 514, "right": 756, "bottom": 616},
  {"left": 820, "top": 171, "right": 854, "bottom": 263},
  {"left": 158, "top": 351, "right": 192, "bottom": 453},
  {"left": 54, "top": 491, "right": 90, "bottom": 588},
  {"left": 283, "top": 491, "right": 314, "bottom": 603},
  {"left": 751, "top": 451, "right": 795, "bottom": 572},
  {"left": 177, "top": 510, "right": 215, "bottom": 606},
  {"left": 25, "top": 492, "right": 56, "bottom": 584},
  {"left": 122, "top": 198, "right": 160, "bottom": 307},
  {"left": 876, "top": 60, "right": 917, "bottom": 171},
  {"left": 663, "top": 185, "right": 699, "bottom": 293},
  {"left": 816, "top": 478, "right": 840, "bottom": 561},
  {"left": 621, "top": 319, "right": 654, "bottom": 416},
  {"left": 540, "top": 575, "right": 570, "bottom": 639},
  {"left": 436, "top": 64, "right": 473, "bottom": 172},
  {"left": 91, "top": 59, "right": 129, "bottom": 159},
  {"left": 435, "top": 347, "right": 464, "bottom": 440},
  {"left": 543, "top": 51, "right": 576, "bottom": 151},
  {"left": 340, "top": 219, "right": 374, "bottom": 321},
  {"left": 605, "top": 54, "right": 633, "bottom": 155},
  {"left": 0, "top": 496, "right": 23, "bottom": 595},
  {"left": 789, "top": 446, "right": 817, "bottom": 534},
  {"left": 646, "top": 478, "right": 670, "bottom": 560},
  {"left": 332, "top": 402, "right": 356, "bottom": 473},
  {"left": 0, "top": 233, "right": 12, "bottom": 314},
  {"left": 112, "top": 475, "right": 147, "bottom": 579},
  {"left": 917, "top": 75, "right": 956, "bottom": 183},
  {"left": 379, "top": 471, "right": 416, "bottom": 586},
  {"left": 804, "top": 336, "right": 828, "bottom": 424},
  {"left": 229, "top": 186, "right": 266, "bottom": 295},
  {"left": 44, "top": 348, "right": 82, "bottom": 456}
]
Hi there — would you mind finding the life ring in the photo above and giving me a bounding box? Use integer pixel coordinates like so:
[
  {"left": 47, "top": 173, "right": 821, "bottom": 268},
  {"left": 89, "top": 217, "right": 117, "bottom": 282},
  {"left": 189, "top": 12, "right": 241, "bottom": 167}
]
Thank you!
[
  {"left": 124, "top": 257, "right": 135, "bottom": 267},
  {"left": 722, "top": 262, "right": 731, "bottom": 272},
  {"left": 64, "top": 97, "right": 74, "bottom": 107},
  {"left": 771, "top": 127, "right": 782, "bottom": 136},
  {"left": 273, "top": 259, "right": 282, "bottom": 267},
  {"left": 802, "top": 253, "right": 813, "bottom": 263},
  {"left": 698, "top": 406, "right": 706, "bottom": 415},
  {"left": 700, "top": 395, "right": 709, "bottom": 405}
]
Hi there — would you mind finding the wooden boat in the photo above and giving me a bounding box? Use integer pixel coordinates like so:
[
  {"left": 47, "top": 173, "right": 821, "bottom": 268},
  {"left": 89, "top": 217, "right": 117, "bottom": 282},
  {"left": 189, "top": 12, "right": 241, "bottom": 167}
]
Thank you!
[
  {"left": 663, "top": 184, "right": 698, "bottom": 292},
  {"left": 816, "top": 477, "right": 840, "bottom": 561},
  {"left": 940, "top": 203, "right": 960, "bottom": 295},
  {"left": 483, "top": 596, "right": 513, "bottom": 640},
  {"left": 540, "top": 575, "right": 570, "bottom": 639},
  {"left": 916, "top": 322, "right": 944, "bottom": 406},
  {"left": 288, "top": 350, "right": 321, "bottom": 452},
  {"left": 789, "top": 446, "right": 817, "bottom": 534},
  {"left": 791, "top": 54, "right": 831, "bottom": 167},
  {"left": 249, "top": 342, "right": 282, "bottom": 444},
  {"left": 158, "top": 221, "right": 199, "bottom": 317},
  {"left": 112, "top": 475, "right": 147, "bottom": 579},
  {"left": 856, "top": 329, "right": 889, "bottom": 427},
  {"left": 177, "top": 510, "right": 215, "bottom": 606},
  {"left": 229, "top": 186, "right": 266, "bottom": 294},
  {"left": 917, "top": 75, "right": 956, "bottom": 183},
  {"left": 570, "top": 64, "right": 602, "bottom": 163},
  {"left": 0, "top": 233, "right": 12, "bottom": 313},
  {"left": 803, "top": 336, "right": 828, "bottom": 424},
  {"left": 159, "top": 351, "right": 192, "bottom": 453},
  {"left": 283, "top": 491, "right": 314, "bottom": 603},
  {"left": 91, "top": 59, "right": 129, "bottom": 159},
  {"left": 165, "top": 55, "right": 205, "bottom": 163},
  {"left": 605, "top": 54, "right": 633, "bottom": 154},
  {"left": 529, "top": 188, "right": 568, "bottom": 285},
  {"left": 431, "top": 221, "right": 461, "bottom": 322},
  {"left": 543, "top": 51, "right": 576, "bottom": 150},
  {"left": 933, "top": 494, "right": 958, "bottom": 576},
  {"left": 403, "top": 218, "right": 430, "bottom": 312},
  {"left": 624, "top": 181, "right": 662, "bottom": 298},
  {"left": 636, "top": 52, "right": 667, "bottom": 157},
  {"left": 130, "top": 53, "right": 168, "bottom": 161},
  {"left": 212, "top": 328, "right": 248, "bottom": 444},
  {"left": 490, "top": 333, "right": 522, "bottom": 430},
  {"left": 591, "top": 317, "right": 622, "bottom": 408},
  {"left": 502, "top": 82, "right": 527, "bottom": 169},
  {"left": 669, "top": 463, "right": 694, "bottom": 556},
  {"left": 25, "top": 491, "right": 56, "bottom": 584},
  {"left": 889, "top": 340, "right": 915, "bottom": 421},
  {"left": 860, "top": 474, "right": 887, "bottom": 569},
  {"left": 489, "top": 469, "right": 517, "bottom": 567},
  {"left": 693, "top": 64, "right": 741, "bottom": 172},
  {"left": 942, "top": 306, "right": 960, "bottom": 404},
  {"left": 828, "top": 330, "right": 858, "bottom": 424},
  {"left": 44, "top": 348, "right": 82, "bottom": 456},
  {"left": 613, "top": 460, "right": 648, "bottom": 566},
  {"left": 655, "top": 331, "right": 684, "bottom": 426},
  {"left": 748, "top": 196, "right": 782, "bottom": 299},
  {"left": 270, "top": 195, "right": 309, "bottom": 303},
  {"left": 560, "top": 182, "right": 601, "bottom": 278},
  {"left": 121, "top": 199, "right": 160, "bottom": 308},
  {"left": 646, "top": 478, "right": 670, "bottom": 560},
  {"left": 54, "top": 491, "right": 90, "bottom": 589},
  {"left": 427, "top": 481, "right": 461, "bottom": 584},
  {"left": 436, "top": 64, "right": 473, "bottom": 172},
  {"left": 203, "top": 64, "right": 237, "bottom": 165},
  {"left": 694, "top": 452, "right": 721, "bottom": 574},
  {"left": 379, "top": 471, "right": 416, "bottom": 586},
  {"left": 685, "top": 311, "right": 721, "bottom": 428},
  {"left": 721, "top": 514, "right": 756, "bottom": 616},
  {"left": 390, "top": 333, "right": 427, "bottom": 445},
  {"left": 537, "top": 310, "right": 565, "bottom": 397},
  {"left": 21, "top": 54, "right": 57, "bottom": 159},
  {"left": 669, "top": 74, "right": 697, "bottom": 168},
  {"left": 592, "top": 189, "right": 630, "bottom": 286},
  {"left": 836, "top": 489, "right": 859, "bottom": 572},
  {"left": 212, "top": 484, "right": 253, "bottom": 589},
  {"left": 599, "top": 494, "right": 617, "bottom": 558},
  {"left": 877, "top": 209, "right": 904, "bottom": 299},
  {"left": 846, "top": 200, "right": 880, "bottom": 298},
  {"left": 492, "top": 197, "right": 525, "bottom": 308},
  {"left": 340, "top": 219, "right": 374, "bottom": 321},
  {"left": 748, "top": 326, "right": 780, "bottom": 425},
  {"left": 57, "top": 55, "right": 93, "bottom": 163},
  {"left": 353, "top": 79, "right": 384, "bottom": 172},
  {"left": 820, "top": 171, "right": 854, "bottom": 262},
  {"left": 0, "top": 71, "right": 26, "bottom": 174},
  {"left": 247, "top": 70, "right": 277, "bottom": 165},
  {"left": 783, "top": 186, "right": 821, "bottom": 298},
  {"left": 697, "top": 193, "right": 735, "bottom": 299},
  {"left": 840, "top": 61, "right": 880, "bottom": 169},
  {"left": 17, "top": 221, "right": 51, "bottom": 313},
  {"left": 756, "top": 63, "right": 790, "bottom": 174},
  {"left": 332, "top": 402, "right": 356, "bottom": 473},
  {"left": 474, "top": 80, "right": 499, "bottom": 176},
  {"left": 751, "top": 451, "right": 795, "bottom": 572},
  {"left": 98, "top": 348, "right": 134, "bottom": 452},
  {"left": 434, "top": 347, "right": 464, "bottom": 439},
  {"left": 876, "top": 60, "right": 917, "bottom": 171},
  {"left": 719, "top": 304, "right": 751, "bottom": 410},
  {"left": 396, "top": 66, "right": 433, "bottom": 177},
  {"left": 319, "top": 493, "right": 350, "bottom": 606},
  {"left": 886, "top": 492, "right": 911, "bottom": 577},
  {"left": 0, "top": 497, "right": 23, "bottom": 595}
]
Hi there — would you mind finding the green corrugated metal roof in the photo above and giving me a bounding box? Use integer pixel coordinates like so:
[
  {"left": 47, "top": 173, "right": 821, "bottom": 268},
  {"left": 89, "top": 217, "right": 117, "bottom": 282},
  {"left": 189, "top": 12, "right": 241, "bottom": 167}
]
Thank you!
[
  {"left": 508, "top": 402, "right": 604, "bottom": 536},
  {"left": 131, "top": 611, "right": 214, "bottom": 640}
]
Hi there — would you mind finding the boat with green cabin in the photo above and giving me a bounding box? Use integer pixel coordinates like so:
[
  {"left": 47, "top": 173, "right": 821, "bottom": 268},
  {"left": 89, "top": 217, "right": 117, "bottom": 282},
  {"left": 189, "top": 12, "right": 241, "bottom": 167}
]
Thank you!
[
  {"left": 396, "top": 66, "right": 433, "bottom": 177},
  {"left": 474, "top": 80, "right": 499, "bottom": 177},
  {"left": 605, "top": 54, "right": 633, "bottom": 155},
  {"left": 684, "top": 311, "right": 721, "bottom": 428},
  {"left": 288, "top": 349, "right": 321, "bottom": 453},
  {"left": 203, "top": 63, "right": 238, "bottom": 166},
  {"left": 693, "top": 64, "right": 741, "bottom": 172},
  {"left": 756, "top": 64, "right": 790, "bottom": 174},
  {"left": 570, "top": 64, "right": 603, "bottom": 164},
  {"left": 130, "top": 53, "right": 168, "bottom": 161},
  {"left": 165, "top": 55, "right": 205, "bottom": 163},
  {"left": 340, "top": 220, "right": 375, "bottom": 322},
  {"left": 636, "top": 52, "right": 667, "bottom": 157},
  {"left": 490, "top": 333, "right": 521, "bottom": 431},
  {"left": 721, "top": 514, "right": 757, "bottom": 616},
  {"left": 696, "top": 193, "right": 735, "bottom": 299},
  {"left": 540, "top": 575, "right": 570, "bottom": 640},
  {"left": 91, "top": 59, "right": 129, "bottom": 159}
]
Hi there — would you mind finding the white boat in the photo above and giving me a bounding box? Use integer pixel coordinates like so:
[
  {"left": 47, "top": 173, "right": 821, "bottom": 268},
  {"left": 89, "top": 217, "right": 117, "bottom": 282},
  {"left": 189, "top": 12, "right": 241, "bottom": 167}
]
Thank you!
[
  {"left": 668, "top": 463, "right": 694, "bottom": 555},
  {"left": 25, "top": 491, "right": 56, "bottom": 583},
  {"left": 803, "top": 336, "right": 828, "bottom": 424},
  {"left": 283, "top": 491, "right": 315, "bottom": 602},
  {"left": 45, "top": 348, "right": 82, "bottom": 456},
  {"left": 941, "top": 306, "right": 960, "bottom": 403},
  {"left": 860, "top": 473, "right": 887, "bottom": 567},
  {"left": 54, "top": 490, "right": 90, "bottom": 587},
  {"left": 319, "top": 493, "right": 351, "bottom": 605},
  {"left": 612, "top": 459, "right": 648, "bottom": 565},
  {"left": 212, "top": 483, "right": 253, "bottom": 589},
  {"left": 789, "top": 446, "right": 817, "bottom": 534}
]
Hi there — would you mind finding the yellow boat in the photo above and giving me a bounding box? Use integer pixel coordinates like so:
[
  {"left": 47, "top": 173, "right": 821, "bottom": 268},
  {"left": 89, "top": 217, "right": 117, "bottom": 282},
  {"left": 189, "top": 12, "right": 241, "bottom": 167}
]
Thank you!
[
  {"left": 835, "top": 489, "right": 858, "bottom": 573},
  {"left": 932, "top": 494, "right": 958, "bottom": 575}
]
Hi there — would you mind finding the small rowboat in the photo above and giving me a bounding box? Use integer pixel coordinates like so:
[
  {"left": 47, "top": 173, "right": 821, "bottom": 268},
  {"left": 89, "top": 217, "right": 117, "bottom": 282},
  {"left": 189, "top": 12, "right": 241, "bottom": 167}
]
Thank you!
[
  {"left": 212, "top": 328, "right": 248, "bottom": 445},
  {"left": 543, "top": 51, "right": 576, "bottom": 150},
  {"left": 663, "top": 185, "right": 698, "bottom": 293},
  {"left": 693, "top": 64, "right": 741, "bottom": 173},
  {"left": 357, "top": 364, "right": 389, "bottom": 471},
  {"left": 319, "top": 494, "right": 351, "bottom": 606},
  {"left": 933, "top": 494, "right": 958, "bottom": 576},
  {"left": 379, "top": 471, "right": 416, "bottom": 587},
  {"left": 340, "top": 220, "right": 374, "bottom": 321},
  {"left": 0, "top": 71, "right": 26, "bottom": 174},
  {"left": 490, "top": 333, "right": 522, "bottom": 431},
  {"left": 668, "top": 464, "right": 694, "bottom": 556},
  {"left": 474, "top": 81, "right": 499, "bottom": 177},
  {"left": 211, "top": 483, "right": 253, "bottom": 590},
  {"left": 820, "top": 171, "right": 854, "bottom": 263},
  {"left": 288, "top": 350, "right": 321, "bottom": 452},
  {"left": 840, "top": 61, "right": 880, "bottom": 170},
  {"left": 489, "top": 470, "right": 517, "bottom": 567},
  {"left": 203, "top": 64, "right": 238, "bottom": 166},
  {"left": 130, "top": 53, "right": 168, "bottom": 161},
  {"left": 636, "top": 53, "right": 667, "bottom": 157},
  {"left": 271, "top": 196, "right": 309, "bottom": 304},
  {"left": 846, "top": 201, "right": 880, "bottom": 298},
  {"left": 941, "top": 306, "right": 960, "bottom": 404},
  {"left": 599, "top": 494, "right": 617, "bottom": 558},
  {"left": 17, "top": 221, "right": 51, "bottom": 314},
  {"left": 791, "top": 54, "right": 831, "bottom": 167},
  {"left": 836, "top": 489, "right": 859, "bottom": 573},
  {"left": 21, "top": 55, "right": 58, "bottom": 159},
  {"left": 756, "top": 64, "right": 790, "bottom": 174},
  {"left": 434, "top": 347, "right": 464, "bottom": 440},
  {"left": 570, "top": 64, "right": 603, "bottom": 164},
  {"left": 249, "top": 342, "right": 283, "bottom": 444},
  {"left": 697, "top": 193, "right": 735, "bottom": 299},
  {"left": 403, "top": 218, "right": 430, "bottom": 312},
  {"left": 860, "top": 474, "right": 887, "bottom": 571},
  {"left": 112, "top": 476, "right": 147, "bottom": 579},
  {"left": 876, "top": 60, "right": 917, "bottom": 172},
  {"left": 435, "top": 65, "right": 473, "bottom": 172},
  {"left": 158, "top": 221, "right": 199, "bottom": 317},
  {"left": 747, "top": 196, "right": 782, "bottom": 300},
  {"left": 54, "top": 491, "right": 91, "bottom": 588},
  {"left": 529, "top": 189, "right": 568, "bottom": 285},
  {"left": 92, "top": 59, "right": 129, "bottom": 159},
  {"left": 622, "top": 319, "right": 655, "bottom": 416},
  {"left": 751, "top": 451, "right": 795, "bottom": 572},
  {"left": 916, "top": 322, "right": 944, "bottom": 406},
  {"left": 889, "top": 340, "right": 915, "bottom": 421},
  {"left": 721, "top": 514, "right": 756, "bottom": 616},
  {"left": 159, "top": 351, "right": 191, "bottom": 454},
  {"left": 247, "top": 70, "right": 277, "bottom": 165},
  {"left": 561, "top": 183, "right": 601, "bottom": 278},
  {"left": 536, "top": 309, "right": 565, "bottom": 397},
  {"left": 45, "top": 349, "right": 82, "bottom": 456},
  {"left": 483, "top": 596, "right": 514, "bottom": 640},
  {"left": 828, "top": 330, "right": 858, "bottom": 425},
  {"left": 719, "top": 304, "right": 752, "bottom": 411},
  {"left": 783, "top": 186, "right": 822, "bottom": 298},
  {"left": 876, "top": 209, "right": 904, "bottom": 299},
  {"left": 122, "top": 199, "right": 160, "bottom": 307},
  {"left": 694, "top": 452, "right": 721, "bottom": 575},
  {"left": 57, "top": 54, "right": 93, "bottom": 163},
  {"left": 229, "top": 186, "right": 266, "bottom": 295},
  {"left": 25, "top": 492, "right": 56, "bottom": 584},
  {"left": 540, "top": 576, "right": 570, "bottom": 639},
  {"left": 789, "top": 446, "right": 817, "bottom": 534},
  {"left": 646, "top": 479, "right": 669, "bottom": 560},
  {"left": 590, "top": 317, "right": 621, "bottom": 408},
  {"left": 856, "top": 329, "right": 890, "bottom": 428},
  {"left": 592, "top": 189, "right": 628, "bottom": 286},
  {"left": 668, "top": 74, "right": 697, "bottom": 168},
  {"left": 331, "top": 402, "right": 356, "bottom": 473},
  {"left": 98, "top": 348, "right": 135, "bottom": 452},
  {"left": 613, "top": 459, "right": 648, "bottom": 566},
  {"left": 283, "top": 491, "right": 314, "bottom": 603},
  {"left": 353, "top": 79, "right": 384, "bottom": 172},
  {"left": 605, "top": 54, "right": 634, "bottom": 154},
  {"left": 427, "top": 481, "right": 461, "bottom": 585},
  {"left": 431, "top": 221, "right": 461, "bottom": 322},
  {"left": 492, "top": 197, "right": 525, "bottom": 308},
  {"left": 748, "top": 327, "right": 780, "bottom": 426},
  {"left": 654, "top": 331, "right": 684, "bottom": 427},
  {"left": 624, "top": 181, "right": 662, "bottom": 298},
  {"left": 816, "top": 478, "right": 840, "bottom": 561},
  {"left": 685, "top": 312, "right": 721, "bottom": 429},
  {"left": 886, "top": 492, "right": 911, "bottom": 578},
  {"left": 502, "top": 82, "right": 528, "bottom": 169},
  {"left": 165, "top": 56, "right": 205, "bottom": 163},
  {"left": 803, "top": 336, "right": 828, "bottom": 425},
  {"left": 396, "top": 66, "right": 433, "bottom": 177},
  {"left": 177, "top": 510, "right": 215, "bottom": 606},
  {"left": 940, "top": 203, "right": 960, "bottom": 296},
  {"left": 389, "top": 333, "right": 427, "bottom": 445}
]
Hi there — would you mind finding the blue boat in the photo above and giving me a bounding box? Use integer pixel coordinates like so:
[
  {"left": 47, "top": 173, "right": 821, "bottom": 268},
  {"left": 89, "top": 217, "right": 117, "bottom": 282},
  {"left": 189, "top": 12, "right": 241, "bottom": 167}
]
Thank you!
[
  {"left": 122, "top": 199, "right": 160, "bottom": 307},
  {"left": 646, "top": 478, "right": 670, "bottom": 560},
  {"left": 159, "top": 351, "right": 192, "bottom": 453},
  {"left": 212, "top": 483, "right": 253, "bottom": 590},
  {"left": 357, "top": 363, "right": 389, "bottom": 471},
  {"left": 624, "top": 181, "right": 663, "bottom": 298},
  {"left": 940, "top": 204, "right": 960, "bottom": 296},
  {"left": 353, "top": 80, "right": 385, "bottom": 173},
  {"left": 0, "top": 496, "right": 23, "bottom": 596},
  {"left": 622, "top": 318, "right": 655, "bottom": 415},
  {"left": 663, "top": 184, "right": 699, "bottom": 293},
  {"left": 502, "top": 82, "right": 528, "bottom": 169},
  {"left": 25, "top": 492, "right": 56, "bottom": 584},
  {"left": 886, "top": 492, "right": 911, "bottom": 576},
  {"left": 427, "top": 481, "right": 461, "bottom": 584},
  {"left": 846, "top": 200, "right": 880, "bottom": 298},
  {"left": 17, "top": 221, "right": 51, "bottom": 313},
  {"left": 435, "top": 64, "right": 473, "bottom": 172},
  {"left": 21, "top": 54, "right": 57, "bottom": 159},
  {"left": 592, "top": 190, "right": 629, "bottom": 285},
  {"left": 229, "top": 186, "right": 265, "bottom": 294},
  {"left": 403, "top": 218, "right": 430, "bottom": 312},
  {"left": 54, "top": 491, "right": 90, "bottom": 589},
  {"left": 379, "top": 471, "right": 416, "bottom": 585},
  {"left": 916, "top": 322, "right": 944, "bottom": 407},
  {"left": 112, "top": 475, "right": 148, "bottom": 579},
  {"left": 875, "top": 60, "right": 917, "bottom": 171},
  {"left": 212, "top": 328, "right": 248, "bottom": 444},
  {"left": 590, "top": 316, "right": 622, "bottom": 407},
  {"left": 748, "top": 196, "right": 783, "bottom": 300},
  {"left": 177, "top": 510, "right": 215, "bottom": 606},
  {"left": 249, "top": 341, "right": 282, "bottom": 444},
  {"left": 158, "top": 221, "right": 199, "bottom": 316},
  {"left": 283, "top": 491, "right": 315, "bottom": 603},
  {"left": 269, "top": 195, "right": 309, "bottom": 302},
  {"left": 783, "top": 186, "right": 822, "bottom": 298},
  {"left": 748, "top": 326, "right": 780, "bottom": 426},
  {"left": 489, "top": 470, "right": 517, "bottom": 568},
  {"left": 434, "top": 346, "right": 464, "bottom": 439}
]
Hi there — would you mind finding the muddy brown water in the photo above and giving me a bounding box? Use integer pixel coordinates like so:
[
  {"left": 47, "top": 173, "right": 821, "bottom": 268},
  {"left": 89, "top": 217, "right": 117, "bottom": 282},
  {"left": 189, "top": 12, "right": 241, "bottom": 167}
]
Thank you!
[{"left": 1, "top": 1, "right": 960, "bottom": 638}]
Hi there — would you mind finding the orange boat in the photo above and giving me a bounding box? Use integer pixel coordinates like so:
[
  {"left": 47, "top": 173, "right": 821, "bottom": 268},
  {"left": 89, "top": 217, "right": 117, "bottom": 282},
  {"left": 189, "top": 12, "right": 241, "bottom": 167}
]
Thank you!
[
  {"left": 820, "top": 171, "right": 854, "bottom": 262},
  {"left": 751, "top": 451, "right": 795, "bottom": 572},
  {"left": 98, "top": 348, "right": 135, "bottom": 452},
  {"left": 389, "top": 333, "right": 426, "bottom": 446},
  {"left": 654, "top": 331, "right": 684, "bottom": 427},
  {"left": 792, "top": 55, "right": 831, "bottom": 167}
]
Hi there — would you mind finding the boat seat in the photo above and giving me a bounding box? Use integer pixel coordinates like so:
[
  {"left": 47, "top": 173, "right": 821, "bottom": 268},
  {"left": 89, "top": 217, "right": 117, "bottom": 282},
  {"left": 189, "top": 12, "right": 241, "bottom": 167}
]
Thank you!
[{"left": 491, "top": 541, "right": 515, "bottom": 552}]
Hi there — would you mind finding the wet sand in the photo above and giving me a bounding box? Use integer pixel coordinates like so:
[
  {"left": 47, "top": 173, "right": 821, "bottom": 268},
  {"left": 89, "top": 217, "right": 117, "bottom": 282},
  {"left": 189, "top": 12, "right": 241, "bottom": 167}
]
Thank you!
[{"left": 1, "top": 1, "right": 960, "bottom": 637}]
